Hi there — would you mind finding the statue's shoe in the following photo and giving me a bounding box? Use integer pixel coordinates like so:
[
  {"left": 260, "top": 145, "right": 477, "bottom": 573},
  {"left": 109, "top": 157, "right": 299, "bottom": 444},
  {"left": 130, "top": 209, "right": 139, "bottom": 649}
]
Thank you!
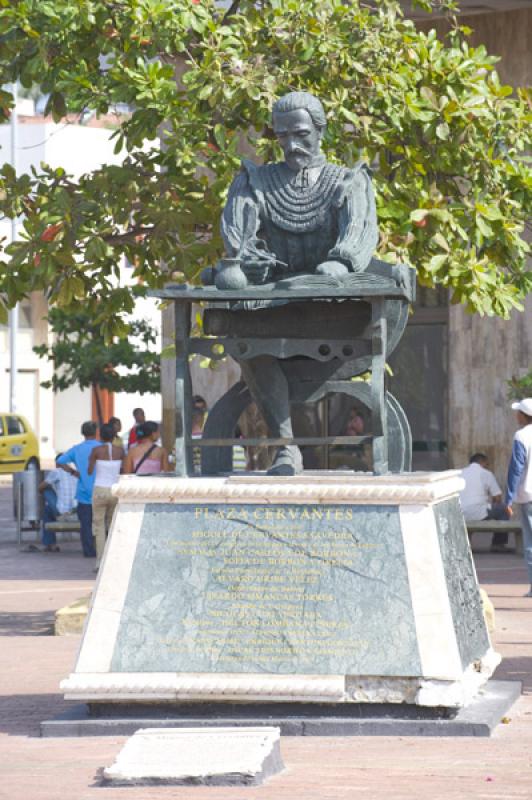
[{"left": 267, "top": 446, "right": 303, "bottom": 476}]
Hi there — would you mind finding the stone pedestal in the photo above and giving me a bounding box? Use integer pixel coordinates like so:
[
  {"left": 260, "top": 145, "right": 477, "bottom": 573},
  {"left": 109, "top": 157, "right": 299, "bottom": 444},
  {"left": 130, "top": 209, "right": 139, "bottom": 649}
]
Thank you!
[{"left": 61, "top": 471, "right": 500, "bottom": 712}]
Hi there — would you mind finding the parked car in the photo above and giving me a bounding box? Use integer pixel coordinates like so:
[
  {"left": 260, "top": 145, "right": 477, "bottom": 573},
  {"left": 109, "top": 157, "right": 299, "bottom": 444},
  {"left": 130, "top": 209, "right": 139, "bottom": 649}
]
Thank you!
[{"left": 0, "top": 413, "right": 40, "bottom": 473}]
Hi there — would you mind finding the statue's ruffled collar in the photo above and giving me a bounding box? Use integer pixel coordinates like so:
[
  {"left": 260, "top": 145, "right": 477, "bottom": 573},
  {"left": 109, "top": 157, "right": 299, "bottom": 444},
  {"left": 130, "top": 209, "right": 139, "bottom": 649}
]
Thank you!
[{"left": 258, "top": 159, "right": 344, "bottom": 233}]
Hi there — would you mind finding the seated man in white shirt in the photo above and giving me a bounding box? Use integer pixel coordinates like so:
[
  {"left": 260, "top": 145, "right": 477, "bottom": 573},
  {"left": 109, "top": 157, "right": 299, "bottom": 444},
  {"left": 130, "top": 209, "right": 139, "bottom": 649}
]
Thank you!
[
  {"left": 459, "top": 452, "right": 509, "bottom": 552},
  {"left": 39, "top": 455, "right": 78, "bottom": 552}
]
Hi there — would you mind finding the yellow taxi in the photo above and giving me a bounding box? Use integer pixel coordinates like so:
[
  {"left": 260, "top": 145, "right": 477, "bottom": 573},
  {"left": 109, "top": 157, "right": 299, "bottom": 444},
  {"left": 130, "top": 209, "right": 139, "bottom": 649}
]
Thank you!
[{"left": 0, "top": 413, "right": 40, "bottom": 473}]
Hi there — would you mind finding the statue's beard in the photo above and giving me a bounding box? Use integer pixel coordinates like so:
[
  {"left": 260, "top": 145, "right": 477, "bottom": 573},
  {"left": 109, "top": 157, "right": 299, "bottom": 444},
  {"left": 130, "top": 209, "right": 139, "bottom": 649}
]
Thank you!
[{"left": 285, "top": 150, "right": 313, "bottom": 171}]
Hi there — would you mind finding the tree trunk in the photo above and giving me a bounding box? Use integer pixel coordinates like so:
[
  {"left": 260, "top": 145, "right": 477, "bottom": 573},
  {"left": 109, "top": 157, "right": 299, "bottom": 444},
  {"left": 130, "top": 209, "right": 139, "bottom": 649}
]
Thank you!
[{"left": 92, "top": 382, "right": 104, "bottom": 426}]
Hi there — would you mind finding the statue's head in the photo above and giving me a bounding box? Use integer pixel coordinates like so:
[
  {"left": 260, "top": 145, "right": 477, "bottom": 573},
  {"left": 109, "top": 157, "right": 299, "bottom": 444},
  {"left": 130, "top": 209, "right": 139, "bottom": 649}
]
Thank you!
[{"left": 272, "top": 91, "right": 326, "bottom": 172}]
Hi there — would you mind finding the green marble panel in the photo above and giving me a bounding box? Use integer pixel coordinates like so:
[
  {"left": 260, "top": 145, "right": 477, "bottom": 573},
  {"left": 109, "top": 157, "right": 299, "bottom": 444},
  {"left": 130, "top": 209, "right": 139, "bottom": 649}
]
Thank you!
[
  {"left": 433, "top": 497, "right": 490, "bottom": 669},
  {"left": 111, "top": 503, "right": 421, "bottom": 676}
]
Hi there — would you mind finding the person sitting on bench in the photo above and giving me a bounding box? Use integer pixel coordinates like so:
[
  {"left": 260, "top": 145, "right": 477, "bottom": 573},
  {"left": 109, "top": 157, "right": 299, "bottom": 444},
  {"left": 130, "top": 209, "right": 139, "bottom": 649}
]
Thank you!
[
  {"left": 459, "top": 452, "right": 510, "bottom": 553},
  {"left": 39, "top": 455, "right": 78, "bottom": 552}
]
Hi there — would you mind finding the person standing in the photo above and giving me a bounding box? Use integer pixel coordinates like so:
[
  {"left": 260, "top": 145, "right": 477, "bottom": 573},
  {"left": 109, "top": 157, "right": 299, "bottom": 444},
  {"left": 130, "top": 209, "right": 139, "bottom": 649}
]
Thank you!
[
  {"left": 128, "top": 408, "right": 145, "bottom": 449},
  {"left": 88, "top": 423, "right": 124, "bottom": 570},
  {"left": 505, "top": 398, "right": 532, "bottom": 597},
  {"left": 108, "top": 416, "right": 123, "bottom": 447},
  {"left": 123, "top": 421, "right": 170, "bottom": 475},
  {"left": 39, "top": 455, "right": 78, "bottom": 552},
  {"left": 57, "top": 421, "right": 100, "bottom": 558},
  {"left": 459, "top": 453, "right": 510, "bottom": 552}
]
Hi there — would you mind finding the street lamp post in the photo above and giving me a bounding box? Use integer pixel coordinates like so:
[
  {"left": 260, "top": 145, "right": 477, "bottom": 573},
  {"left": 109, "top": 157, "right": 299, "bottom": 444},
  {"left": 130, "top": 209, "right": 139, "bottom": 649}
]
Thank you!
[{"left": 9, "top": 82, "right": 18, "bottom": 413}]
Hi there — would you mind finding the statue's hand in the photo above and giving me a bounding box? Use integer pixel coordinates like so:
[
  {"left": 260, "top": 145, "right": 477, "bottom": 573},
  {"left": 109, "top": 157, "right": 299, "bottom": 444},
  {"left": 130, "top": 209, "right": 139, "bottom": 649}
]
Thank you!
[
  {"left": 315, "top": 260, "right": 349, "bottom": 279},
  {"left": 243, "top": 259, "right": 272, "bottom": 285}
]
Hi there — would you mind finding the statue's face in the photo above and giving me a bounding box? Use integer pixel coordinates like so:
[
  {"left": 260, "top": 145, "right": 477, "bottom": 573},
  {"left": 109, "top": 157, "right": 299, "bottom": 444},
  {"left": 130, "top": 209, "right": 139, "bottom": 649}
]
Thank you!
[{"left": 272, "top": 108, "right": 322, "bottom": 171}]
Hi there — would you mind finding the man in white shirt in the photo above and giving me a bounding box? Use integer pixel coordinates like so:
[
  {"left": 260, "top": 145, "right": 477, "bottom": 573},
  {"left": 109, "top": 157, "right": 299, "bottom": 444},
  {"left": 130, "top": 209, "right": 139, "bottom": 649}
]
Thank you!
[
  {"left": 504, "top": 398, "right": 532, "bottom": 596},
  {"left": 459, "top": 452, "right": 509, "bottom": 552},
  {"left": 39, "top": 455, "right": 78, "bottom": 552}
]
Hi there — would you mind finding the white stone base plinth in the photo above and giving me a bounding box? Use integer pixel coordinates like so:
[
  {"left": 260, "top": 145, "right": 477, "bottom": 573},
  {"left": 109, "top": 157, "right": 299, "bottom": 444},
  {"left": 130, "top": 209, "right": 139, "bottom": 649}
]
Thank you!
[
  {"left": 63, "top": 650, "right": 500, "bottom": 709},
  {"left": 61, "top": 472, "right": 500, "bottom": 710}
]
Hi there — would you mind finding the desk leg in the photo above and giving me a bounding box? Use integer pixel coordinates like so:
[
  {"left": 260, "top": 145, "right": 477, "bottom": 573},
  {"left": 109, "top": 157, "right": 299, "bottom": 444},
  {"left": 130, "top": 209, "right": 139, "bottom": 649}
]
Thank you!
[
  {"left": 174, "top": 301, "right": 192, "bottom": 477},
  {"left": 371, "top": 300, "right": 388, "bottom": 475}
]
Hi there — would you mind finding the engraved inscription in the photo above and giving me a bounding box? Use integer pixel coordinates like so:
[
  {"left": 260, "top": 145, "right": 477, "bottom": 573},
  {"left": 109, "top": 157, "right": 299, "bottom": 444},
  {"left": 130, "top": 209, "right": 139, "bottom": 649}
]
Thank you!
[
  {"left": 162, "top": 508, "right": 373, "bottom": 666},
  {"left": 111, "top": 503, "right": 421, "bottom": 675}
]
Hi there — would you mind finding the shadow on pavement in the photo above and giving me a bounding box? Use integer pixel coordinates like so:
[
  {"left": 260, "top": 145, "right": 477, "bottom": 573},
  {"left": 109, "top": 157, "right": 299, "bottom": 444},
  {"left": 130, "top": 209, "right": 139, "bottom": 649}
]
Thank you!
[
  {"left": 0, "top": 610, "right": 55, "bottom": 636},
  {"left": 493, "top": 656, "right": 532, "bottom": 694},
  {"left": 0, "top": 693, "right": 76, "bottom": 738}
]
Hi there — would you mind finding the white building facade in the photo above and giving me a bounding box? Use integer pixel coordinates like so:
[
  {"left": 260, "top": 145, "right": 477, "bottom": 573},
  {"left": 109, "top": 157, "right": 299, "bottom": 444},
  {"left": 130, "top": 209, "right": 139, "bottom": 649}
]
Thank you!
[{"left": 0, "top": 111, "right": 162, "bottom": 463}]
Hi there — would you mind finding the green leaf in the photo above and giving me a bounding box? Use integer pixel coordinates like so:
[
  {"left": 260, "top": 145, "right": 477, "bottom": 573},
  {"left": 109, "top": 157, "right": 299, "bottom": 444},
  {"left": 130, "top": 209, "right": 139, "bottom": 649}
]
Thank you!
[
  {"left": 420, "top": 86, "right": 438, "bottom": 109},
  {"left": 432, "top": 233, "right": 450, "bottom": 252},
  {"left": 340, "top": 107, "right": 358, "bottom": 124},
  {"left": 427, "top": 254, "right": 448, "bottom": 272},
  {"left": 410, "top": 209, "right": 429, "bottom": 222},
  {"left": 476, "top": 217, "right": 493, "bottom": 237}
]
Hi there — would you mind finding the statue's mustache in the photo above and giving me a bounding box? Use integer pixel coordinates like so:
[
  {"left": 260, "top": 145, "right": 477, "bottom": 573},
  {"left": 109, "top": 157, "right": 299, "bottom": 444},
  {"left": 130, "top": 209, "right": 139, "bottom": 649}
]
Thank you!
[{"left": 285, "top": 147, "right": 311, "bottom": 157}]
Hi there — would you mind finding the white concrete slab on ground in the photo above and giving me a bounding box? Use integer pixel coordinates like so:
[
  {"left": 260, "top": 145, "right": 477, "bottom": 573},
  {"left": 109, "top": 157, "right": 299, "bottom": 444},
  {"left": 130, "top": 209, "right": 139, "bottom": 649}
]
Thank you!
[{"left": 102, "top": 726, "right": 284, "bottom": 786}]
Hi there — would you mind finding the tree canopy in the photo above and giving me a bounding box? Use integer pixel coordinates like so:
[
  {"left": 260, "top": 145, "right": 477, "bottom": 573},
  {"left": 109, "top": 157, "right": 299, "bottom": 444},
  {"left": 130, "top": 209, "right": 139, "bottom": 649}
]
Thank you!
[
  {"left": 0, "top": 0, "right": 530, "bottom": 337},
  {"left": 33, "top": 306, "right": 161, "bottom": 422}
]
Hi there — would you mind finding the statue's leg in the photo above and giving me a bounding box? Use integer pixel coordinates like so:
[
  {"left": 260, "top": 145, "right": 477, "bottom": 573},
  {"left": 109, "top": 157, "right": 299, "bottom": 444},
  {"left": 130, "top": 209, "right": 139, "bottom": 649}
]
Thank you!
[{"left": 239, "top": 355, "right": 303, "bottom": 476}]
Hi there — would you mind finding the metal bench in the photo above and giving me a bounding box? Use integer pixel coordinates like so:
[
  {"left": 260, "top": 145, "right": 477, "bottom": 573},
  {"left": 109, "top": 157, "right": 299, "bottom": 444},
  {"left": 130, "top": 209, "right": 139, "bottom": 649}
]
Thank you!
[
  {"left": 44, "top": 519, "right": 81, "bottom": 542},
  {"left": 466, "top": 520, "right": 523, "bottom": 555}
]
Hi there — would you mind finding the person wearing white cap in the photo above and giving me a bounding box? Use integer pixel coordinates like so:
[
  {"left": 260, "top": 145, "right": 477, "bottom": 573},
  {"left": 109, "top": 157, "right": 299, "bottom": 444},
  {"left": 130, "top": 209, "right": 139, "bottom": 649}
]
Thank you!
[{"left": 505, "top": 398, "right": 532, "bottom": 597}]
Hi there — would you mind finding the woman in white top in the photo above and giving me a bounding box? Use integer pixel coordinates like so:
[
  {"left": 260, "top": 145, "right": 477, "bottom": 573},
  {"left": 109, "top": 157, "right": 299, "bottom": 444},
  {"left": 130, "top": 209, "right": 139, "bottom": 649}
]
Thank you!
[{"left": 88, "top": 422, "right": 124, "bottom": 569}]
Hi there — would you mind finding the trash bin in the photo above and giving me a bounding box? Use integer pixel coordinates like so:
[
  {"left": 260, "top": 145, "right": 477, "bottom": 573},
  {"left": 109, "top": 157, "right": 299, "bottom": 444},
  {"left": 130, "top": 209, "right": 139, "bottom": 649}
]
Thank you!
[{"left": 13, "top": 470, "right": 42, "bottom": 544}]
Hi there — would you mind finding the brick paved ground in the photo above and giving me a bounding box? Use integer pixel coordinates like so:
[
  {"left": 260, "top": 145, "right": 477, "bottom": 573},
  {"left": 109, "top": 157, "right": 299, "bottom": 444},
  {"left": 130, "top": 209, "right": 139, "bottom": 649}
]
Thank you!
[{"left": 0, "top": 478, "right": 531, "bottom": 800}]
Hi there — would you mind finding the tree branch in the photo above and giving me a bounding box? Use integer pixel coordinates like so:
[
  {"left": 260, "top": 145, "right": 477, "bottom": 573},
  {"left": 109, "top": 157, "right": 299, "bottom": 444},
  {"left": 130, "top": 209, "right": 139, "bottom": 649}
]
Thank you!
[{"left": 102, "top": 226, "right": 155, "bottom": 245}]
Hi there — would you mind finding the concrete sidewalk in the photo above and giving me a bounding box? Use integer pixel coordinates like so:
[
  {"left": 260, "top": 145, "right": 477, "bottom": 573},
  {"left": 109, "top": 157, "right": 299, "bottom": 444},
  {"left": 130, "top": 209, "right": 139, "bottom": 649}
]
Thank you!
[{"left": 0, "top": 496, "right": 531, "bottom": 799}]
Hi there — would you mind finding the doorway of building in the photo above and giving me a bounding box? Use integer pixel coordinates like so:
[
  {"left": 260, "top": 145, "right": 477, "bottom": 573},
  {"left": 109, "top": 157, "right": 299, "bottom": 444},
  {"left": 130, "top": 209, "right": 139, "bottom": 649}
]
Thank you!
[{"left": 388, "top": 285, "right": 449, "bottom": 472}]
